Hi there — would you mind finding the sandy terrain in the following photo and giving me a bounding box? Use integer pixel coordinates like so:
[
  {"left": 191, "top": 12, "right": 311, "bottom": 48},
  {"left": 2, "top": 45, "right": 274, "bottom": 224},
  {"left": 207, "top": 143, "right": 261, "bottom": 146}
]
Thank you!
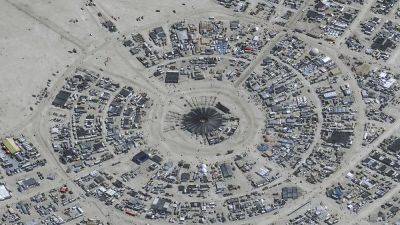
[{"left": 0, "top": 0, "right": 80, "bottom": 134}]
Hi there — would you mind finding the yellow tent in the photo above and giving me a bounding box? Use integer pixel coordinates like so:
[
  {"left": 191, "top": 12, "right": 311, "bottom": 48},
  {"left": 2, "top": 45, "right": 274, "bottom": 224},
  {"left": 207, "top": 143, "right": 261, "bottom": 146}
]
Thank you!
[{"left": 3, "top": 138, "right": 21, "bottom": 154}]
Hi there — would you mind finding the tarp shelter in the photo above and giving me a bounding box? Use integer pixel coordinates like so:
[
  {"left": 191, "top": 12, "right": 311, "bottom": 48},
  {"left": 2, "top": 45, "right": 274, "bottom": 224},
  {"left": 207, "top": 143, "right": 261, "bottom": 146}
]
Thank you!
[
  {"left": 0, "top": 185, "right": 11, "bottom": 201},
  {"left": 3, "top": 138, "right": 21, "bottom": 155},
  {"left": 165, "top": 71, "right": 179, "bottom": 83},
  {"left": 257, "top": 144, "right": 269, "bottom": 152},
  {"left": 52, "top": 90, "right": 71, "bottom": 108}
]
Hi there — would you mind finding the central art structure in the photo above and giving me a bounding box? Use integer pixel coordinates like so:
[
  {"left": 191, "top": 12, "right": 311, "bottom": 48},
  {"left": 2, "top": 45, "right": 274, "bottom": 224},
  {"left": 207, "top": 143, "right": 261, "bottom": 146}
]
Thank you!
[
  {"left": 181, "top": 107, "right": 224, "bottom": 136},
  {"left": 164, "top": 96, "right": 241, "bottom": 145}
]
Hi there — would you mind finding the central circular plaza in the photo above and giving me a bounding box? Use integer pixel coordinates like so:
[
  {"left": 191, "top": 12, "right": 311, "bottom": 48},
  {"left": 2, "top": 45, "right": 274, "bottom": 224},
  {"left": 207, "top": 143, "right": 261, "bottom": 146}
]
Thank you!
[
  {"left": 181, "top": 107, "right": 224, "bottom": 136},
  {"left": 144, "top": 82, "right": 265, "bottom": 159}
]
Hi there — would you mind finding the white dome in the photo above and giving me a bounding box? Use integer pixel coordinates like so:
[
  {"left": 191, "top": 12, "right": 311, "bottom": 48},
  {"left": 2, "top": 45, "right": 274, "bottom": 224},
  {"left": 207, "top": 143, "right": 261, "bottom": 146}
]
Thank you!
[
  {"left": 310, "top": 48, "right": 320, "bottom": 55},
  {"left": 200, "top": 164, "right": 207, "bottom": 174}
]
